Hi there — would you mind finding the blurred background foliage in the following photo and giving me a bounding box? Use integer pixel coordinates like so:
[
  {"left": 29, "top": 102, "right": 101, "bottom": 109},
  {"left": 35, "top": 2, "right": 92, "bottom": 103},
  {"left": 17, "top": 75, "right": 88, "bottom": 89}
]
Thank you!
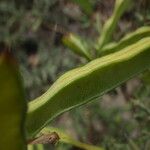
[{"left": 0, "top": 0, "right": 150, "bottom": 149}]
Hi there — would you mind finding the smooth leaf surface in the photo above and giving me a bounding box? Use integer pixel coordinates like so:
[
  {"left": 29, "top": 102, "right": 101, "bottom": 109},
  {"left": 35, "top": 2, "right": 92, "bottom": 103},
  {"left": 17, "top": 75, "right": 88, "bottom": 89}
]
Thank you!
[
  {"left": 62, "top": 33, "right": 92, "bottom": 60},
  {"left": 0, "top": 51, "right": 27, "bottom": 150},
  {"left": 96, "top": 0, "right": 130, "bottom": 50},
  {"left": 100, "top": 26, "right": 150, "bottom": 56},
  {"left": 27, "top": 37, "right": 150, "bottom": 138}
]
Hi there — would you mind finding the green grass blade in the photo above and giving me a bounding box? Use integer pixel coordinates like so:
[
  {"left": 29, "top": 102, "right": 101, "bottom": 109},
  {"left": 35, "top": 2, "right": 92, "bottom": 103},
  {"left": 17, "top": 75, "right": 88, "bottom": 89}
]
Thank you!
[
  {"left": 100, "top": 26, "right": 150, "bottom": 56},
  {"left": 96, "top": 0, "right": 130, "bottom": 51},
  {"left": 26, "top": 37, "right": 150, "bottom": 138},
  {"left": 0, "top": 51, "right": 27, "bottom": 150},
  {"left": 62, "top": 33, "right": 92, "bottom": 61}
]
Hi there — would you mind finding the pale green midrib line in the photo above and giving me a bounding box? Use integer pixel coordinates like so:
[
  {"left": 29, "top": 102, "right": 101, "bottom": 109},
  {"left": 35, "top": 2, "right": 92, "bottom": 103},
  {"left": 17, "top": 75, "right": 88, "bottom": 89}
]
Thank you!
[
  {"left": 56, "top": 28, "right": 150, "bottom": 84},
  {"left": 28, "top": 37, "right": 150, "bottom": 112},
  {"left": 101, "top": 26, "right": 150, "bottom": 52},
  {"left": 121, "top": 26, "right": 150, "bottom": 41},
  {"left": 52, "top": 38, "right": 150, "bottom": 81},
  {"left": 28, "top": 38, "right": 150, "bottom": 111}
]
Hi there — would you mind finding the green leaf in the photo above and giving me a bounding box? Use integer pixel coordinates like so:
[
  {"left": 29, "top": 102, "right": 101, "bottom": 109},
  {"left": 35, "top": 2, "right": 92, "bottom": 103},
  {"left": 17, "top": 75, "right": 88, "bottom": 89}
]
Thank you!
[
  {"left": 62, "top": 33, "right": 92, "bottom": 61},
  {"left": 26, "top": 37, "right": 150, "bottom": 138},
  {"left": 41, "top": 127, "right": 104, "bottom": 150},
  {"left": 35, "top": 144, "right": 44, "bottom": 150},
  {"left": 96, "top": 0, "right": 130, "bottom": 51},
  {"left": 28, "top": 145, "right": 34, "bottom": 150},
  {"left": 0, "top": 51, "right": 27, "bottom": 150},
  {"left": 100, "top": 26, "right": 150, "bottom": 56},
  {"left": 28, "top": 145, "right": 44, "bottom": 150}
]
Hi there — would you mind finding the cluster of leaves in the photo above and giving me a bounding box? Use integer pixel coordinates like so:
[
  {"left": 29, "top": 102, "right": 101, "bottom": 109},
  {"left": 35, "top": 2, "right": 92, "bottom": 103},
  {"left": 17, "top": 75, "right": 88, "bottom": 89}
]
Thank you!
[{"left": 0, "top": 0, "right": 149, "bottom": 99}]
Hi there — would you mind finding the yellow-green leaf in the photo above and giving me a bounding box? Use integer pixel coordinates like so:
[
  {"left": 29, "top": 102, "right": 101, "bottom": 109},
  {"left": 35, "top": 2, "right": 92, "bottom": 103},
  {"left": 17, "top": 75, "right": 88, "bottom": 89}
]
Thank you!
[
  {"left": 0, "top": 51, "right": 27, "bottom": 150},
  {"left": 27, "top": 37, "right": 150, "bottom": 138},
  {"left": 96, "top": 0, "right": 130, "bottom": 51},
  {"left": 62, "top": 33, "right": 92, "bottom": 60},
  {"left": 100, "top": 26, "right": 150, "bottom": 56}
]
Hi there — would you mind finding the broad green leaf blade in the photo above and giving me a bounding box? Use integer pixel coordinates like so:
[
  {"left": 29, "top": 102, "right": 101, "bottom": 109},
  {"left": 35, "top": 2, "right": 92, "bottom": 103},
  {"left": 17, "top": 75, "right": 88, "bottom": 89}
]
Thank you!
[
  {"left": 0, "top": 51, "right": 27, "bottom": 150},
  {"left": 96, "top": 0, "right": 130, "bottom": 51},
  {"left": 27, "top": 37, "right": 150, "bottom": 138},
  {"left": 100, "top": 26, "right": 150, "bottom": 56},
  {"left": 41, "top": 127, "right": 104, "bottom": 150},
  {"left": 62, "top": 33, "right": 92, "bottom": 61}
]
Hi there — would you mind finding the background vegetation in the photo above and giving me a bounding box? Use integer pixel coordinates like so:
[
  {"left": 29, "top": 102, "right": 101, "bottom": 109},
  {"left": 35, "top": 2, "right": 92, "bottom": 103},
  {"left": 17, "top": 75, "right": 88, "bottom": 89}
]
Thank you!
[{"left": 0, "top": 0, "right": 150, "bottom": 149}]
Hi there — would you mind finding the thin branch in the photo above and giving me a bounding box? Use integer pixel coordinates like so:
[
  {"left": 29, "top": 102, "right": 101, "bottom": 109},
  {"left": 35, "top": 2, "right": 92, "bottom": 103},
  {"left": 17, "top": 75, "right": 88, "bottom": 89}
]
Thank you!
[{"left": 27, "top": 132, "right": 60, "bottom": 145}]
